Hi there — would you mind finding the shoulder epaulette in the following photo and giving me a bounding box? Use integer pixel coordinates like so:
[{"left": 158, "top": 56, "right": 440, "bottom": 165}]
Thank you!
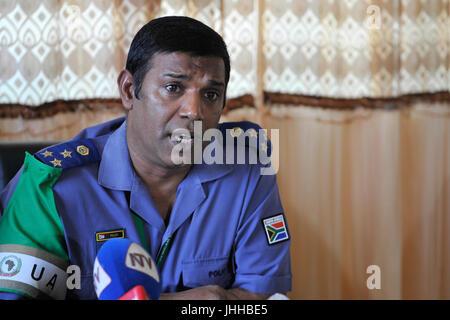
[
  {"left": 218, "top": 121, "right": 272, "bottom": 157},
  {"left": 34, "top": 138, "right": 100, "bottom": 169}
]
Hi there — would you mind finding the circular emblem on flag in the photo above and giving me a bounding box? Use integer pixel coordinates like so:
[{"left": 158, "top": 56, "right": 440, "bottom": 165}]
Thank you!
[
  {"left": 76, "top": 145, "right": 90, "bottom": 156},
  {"left": 0, "top": 255, "right": 22, "bottom": 277}
]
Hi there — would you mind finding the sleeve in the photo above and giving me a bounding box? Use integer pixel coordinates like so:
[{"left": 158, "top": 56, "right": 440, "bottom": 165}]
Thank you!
[
  {"left": 0, "top": 153, "right": 69, "bottom": 300},
  {"left": 0, "top": 167, "right": 23, "bottom": 214},
  {"left": 232, "top": 164, "right": 292, "bottom": 294}
]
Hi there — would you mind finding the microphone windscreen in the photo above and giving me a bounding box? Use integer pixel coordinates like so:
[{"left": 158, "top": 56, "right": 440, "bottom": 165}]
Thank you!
[{"left": 93, "top": 238, "right": 161, "bottom": 300}]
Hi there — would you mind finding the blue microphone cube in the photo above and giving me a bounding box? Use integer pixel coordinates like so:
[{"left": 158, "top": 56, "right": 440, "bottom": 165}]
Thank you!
[{"left": 93, "top": 238, "right": 161, "bottom": 300}]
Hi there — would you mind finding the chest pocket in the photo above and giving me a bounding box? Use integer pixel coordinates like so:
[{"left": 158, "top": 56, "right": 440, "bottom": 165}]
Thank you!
[{"left": 182, "top": 257, "right": 233, "bottom": 289}]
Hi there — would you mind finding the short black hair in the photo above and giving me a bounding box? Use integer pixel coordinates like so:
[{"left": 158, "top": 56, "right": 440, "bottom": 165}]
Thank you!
[{"left": 125, "top": 16, "right": 230, "bottom": 104}]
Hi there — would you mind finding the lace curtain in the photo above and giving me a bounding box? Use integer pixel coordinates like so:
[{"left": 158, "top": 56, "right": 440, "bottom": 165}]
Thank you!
[{"left": 1, "top": 0, "right": 449, "bottom": 111}]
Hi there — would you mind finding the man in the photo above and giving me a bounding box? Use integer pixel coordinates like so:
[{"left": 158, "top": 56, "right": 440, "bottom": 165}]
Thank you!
[{"left": 0, "top": 16, "right": 291, "bottom": 300}]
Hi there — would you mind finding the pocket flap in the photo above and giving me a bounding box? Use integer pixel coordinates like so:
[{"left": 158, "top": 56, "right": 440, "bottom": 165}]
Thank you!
[{"left": 182, "top": 257, "right": 232, "bottom": 289}]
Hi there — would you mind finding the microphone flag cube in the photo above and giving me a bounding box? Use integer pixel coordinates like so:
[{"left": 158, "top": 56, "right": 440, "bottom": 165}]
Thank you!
[{"left": 93, "top": 238, "right": 161, "bottom": 300}]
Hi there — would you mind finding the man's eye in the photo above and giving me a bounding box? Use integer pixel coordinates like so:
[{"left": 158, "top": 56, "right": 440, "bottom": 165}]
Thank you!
[
  {"left": 166, "top": 84, "right": 180, "bottom": 93},
  {"left": 205, "top": 91, "right": 219, "bottom": 101}
]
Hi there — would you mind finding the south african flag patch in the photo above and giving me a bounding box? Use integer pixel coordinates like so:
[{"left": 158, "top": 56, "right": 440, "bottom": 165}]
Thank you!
[{"left": 262, "top": 214, "right": 289, "bottom": 245}]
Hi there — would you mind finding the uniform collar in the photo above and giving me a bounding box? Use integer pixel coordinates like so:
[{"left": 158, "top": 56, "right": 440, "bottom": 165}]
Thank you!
[
  {"left": 98, "top": 119, "right": 134, "bottom": 190},
  {"left": 189, "top": 162, "right": 234, "bottom": 184}
]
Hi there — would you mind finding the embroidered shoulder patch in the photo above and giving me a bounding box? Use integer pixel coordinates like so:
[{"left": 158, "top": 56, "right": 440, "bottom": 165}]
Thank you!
[{"left": 262, "top": 214, "right": 289, "bottom": 245}]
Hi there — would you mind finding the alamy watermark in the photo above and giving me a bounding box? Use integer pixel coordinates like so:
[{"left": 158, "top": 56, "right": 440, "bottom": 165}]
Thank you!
[
  {"left": 366, "top": 264, "right": 381, "bottom": 290},
  {"left": 170, "top": 121, "right": 279, "bottom": 176},
  {"left": 366, "top": 5, "right": 381, "bottom": 30}
]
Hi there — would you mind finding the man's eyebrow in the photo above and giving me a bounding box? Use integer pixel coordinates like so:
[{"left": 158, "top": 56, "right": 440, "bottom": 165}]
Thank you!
[
  {"left": 162, "top": 73, "right": 225, "bottom": 87},
  {"left": 162, "top": 73, "right": 189, "bottom": 79},
  {"left": 208, "top": 79, "right": 225, "bottom": 87}
]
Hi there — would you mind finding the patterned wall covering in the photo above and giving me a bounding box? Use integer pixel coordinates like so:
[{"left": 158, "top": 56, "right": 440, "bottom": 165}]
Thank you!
[
  {"left": 0, "top": 0, "right": 153, "bottom": 106},
  {"left": 262, "top": 0, "right": 449, "bottom": 97},
  {"left": 0, "top": 0, "right": 449, "bottom": 108}
]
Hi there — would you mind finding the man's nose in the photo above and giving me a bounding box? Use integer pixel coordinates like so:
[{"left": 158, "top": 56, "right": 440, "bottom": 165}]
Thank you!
[{"left": 179, "top": 91, "right": 203, "bottom": 120}]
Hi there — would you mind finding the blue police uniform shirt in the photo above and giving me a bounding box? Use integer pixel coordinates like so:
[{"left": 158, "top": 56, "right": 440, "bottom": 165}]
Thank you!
[{"left": 0, "top": 117, "right": 291, "bottom": 299}]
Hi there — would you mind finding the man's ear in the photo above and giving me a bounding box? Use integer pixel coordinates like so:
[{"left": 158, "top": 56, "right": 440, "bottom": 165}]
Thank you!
[{"left": 117, "top": 69, "right": 135, "bottom": 111}]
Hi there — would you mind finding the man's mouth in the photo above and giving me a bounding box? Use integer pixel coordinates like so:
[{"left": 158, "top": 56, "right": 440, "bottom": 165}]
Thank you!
[
  {"left": 169, "top": 128, "right": 195, "bottom": 145},
  {"left": 173, "top": 134, "right": 193, "bottom": 144}
]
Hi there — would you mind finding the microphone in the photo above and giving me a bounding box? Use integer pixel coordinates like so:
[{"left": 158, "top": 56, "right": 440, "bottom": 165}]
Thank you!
[
  {"left": 93, "top": 238, "right": 161, "bottom": 300},
  {"left": 118, "top": 285, "right": 150, "bottom": 300}
]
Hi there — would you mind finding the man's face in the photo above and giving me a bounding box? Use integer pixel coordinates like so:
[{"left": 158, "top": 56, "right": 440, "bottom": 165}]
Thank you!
[{"left": 125, "top": 52, "right": 226, "bottom": 169}]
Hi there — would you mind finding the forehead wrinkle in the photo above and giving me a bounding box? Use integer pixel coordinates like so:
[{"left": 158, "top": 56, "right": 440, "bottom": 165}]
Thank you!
[
  {"left": 162, "top": 69, "right": 224, "bottom": 87},
  {"left": 152, "top": 52, "right": 225, "bottom": 84}
]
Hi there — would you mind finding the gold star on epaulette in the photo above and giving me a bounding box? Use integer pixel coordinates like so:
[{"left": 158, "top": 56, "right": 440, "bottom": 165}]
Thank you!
[
  {"left": 261, "top": 129, "right": 267, "bottom": 138},
  {"left": 230, "top": 127, "right": 243, "bottom": 138},
  {"left": 60, "top": 149, "right": 72, "bottom": 158},
  {"left": 49, "top": 158, "right": 62, "bottom": 167},
  {"left": 260, "top": 143, "right": 268, "bottom": 152},
  {"left": 248, "top": 128, "right": 258, "bottom": 138},
  {"left": 41, "top": 150, "right": 53, "bottom": 158}
]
